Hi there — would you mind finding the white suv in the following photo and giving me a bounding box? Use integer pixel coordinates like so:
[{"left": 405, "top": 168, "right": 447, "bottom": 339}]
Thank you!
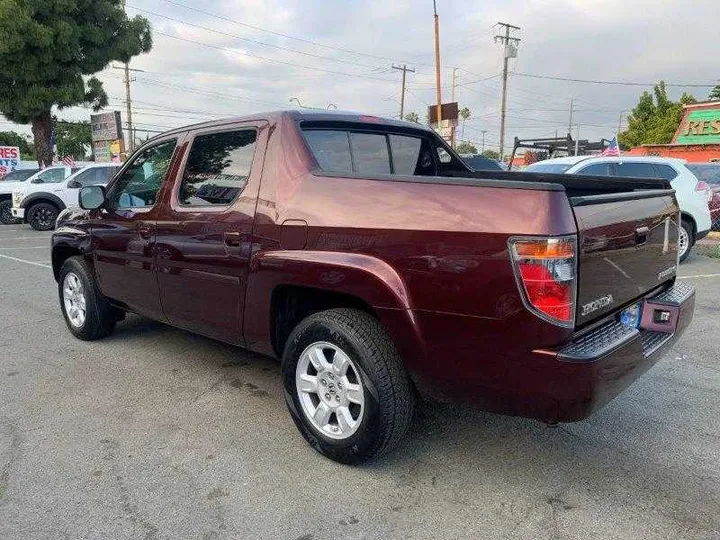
[
  {"left": 0, "top": 166, "right": 74, "bottom": 225},
  {"left": 11, "top": 163, "right": 120, "bottom": 230},
  {"left": 525, "top": 156, "right": 712, "bottom": 262}
]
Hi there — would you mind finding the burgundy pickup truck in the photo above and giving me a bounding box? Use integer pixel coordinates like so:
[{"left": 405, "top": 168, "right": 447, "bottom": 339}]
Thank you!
[{"left": 52, "top": 111, "right": 694, "bottom": 464}]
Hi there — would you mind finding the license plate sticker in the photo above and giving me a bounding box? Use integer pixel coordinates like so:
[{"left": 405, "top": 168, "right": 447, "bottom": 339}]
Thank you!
[{"left": 619, "top": 303, "right": 642, "bottom": 328}]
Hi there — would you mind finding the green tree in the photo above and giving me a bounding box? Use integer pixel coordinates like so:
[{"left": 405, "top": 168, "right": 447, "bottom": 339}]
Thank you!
[
  {"left": 481, "top": 149, "right": 500, "bottom": 160},
  {"left": 709, "top": 85, "right": 720, "bottom": 101},
  {"left": 618, "top": 82, "right": 696, "bottom": 148},
  {"left": 0, "top": 131, "right": 33, "bottom": 155},
  {"left": 404, "top": 111, "right": 420, "bottom": 123},
  {"left": 0, "top": 1, "right": 152, "bottom": 166},
  {"left": 54, "top": 119, "right": 92, "bottom": 160},
  {"left": 459, "top": 106, "right": 471, "bottom": 141},
  {"left": 456, "top": 141, "right": 477, "bottom": 154}
]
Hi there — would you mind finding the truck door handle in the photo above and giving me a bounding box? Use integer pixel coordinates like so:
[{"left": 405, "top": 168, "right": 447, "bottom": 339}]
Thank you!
[
  {"left": 138, "top": 224, "right": 154, "bottom": 240},
  {"left": 635, "top": 226, "right": 649, "bottom": 244},
  {"left": 224, "top": 231, "right": 242, "bottom": 247}
]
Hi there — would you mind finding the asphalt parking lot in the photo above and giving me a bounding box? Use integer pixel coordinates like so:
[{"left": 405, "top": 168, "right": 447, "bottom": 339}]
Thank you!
[{"left": 1, "top": 224, "right": 719, "bottom": 540}]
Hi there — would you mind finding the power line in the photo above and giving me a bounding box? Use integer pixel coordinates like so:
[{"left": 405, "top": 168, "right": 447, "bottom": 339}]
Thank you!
[
  {"left": 153, "top": 31, "right": 399, "bottom": 84},
  {"left": 513, "top": 72, "right": 718, "bottom": 88}
]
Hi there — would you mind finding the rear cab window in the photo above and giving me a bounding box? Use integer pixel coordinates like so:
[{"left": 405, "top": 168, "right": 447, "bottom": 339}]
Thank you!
[{"left": 302, "top": 124, "right": 468, "bottom": 178}]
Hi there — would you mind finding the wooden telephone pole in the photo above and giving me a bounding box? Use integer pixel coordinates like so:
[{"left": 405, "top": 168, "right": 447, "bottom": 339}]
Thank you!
[
  {"left": 494, "top": 22, "right": 521, "bottom": 160},
  {"left": 433, "top": 0, "right": 443, "bottom": 127},
  {"left": 392, "top": 64, "right": 415, "bottom": 119}
]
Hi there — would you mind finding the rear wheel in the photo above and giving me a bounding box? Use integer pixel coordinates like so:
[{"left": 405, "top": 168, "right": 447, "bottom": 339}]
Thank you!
[
  {"left": 282, "top": 308, "right": 415, "bottom": 464},
  {"left": 679, "top": 218, "right": 693, "bottom": 263},
  {"left": 28, "top": 202, "right": 59, "bottom": 231},
  {"left": 0, "top": 200, "right": 20, "bottom": 225},
  {"left": 59, "top": 256, "right": 116, "bottom": 340}
]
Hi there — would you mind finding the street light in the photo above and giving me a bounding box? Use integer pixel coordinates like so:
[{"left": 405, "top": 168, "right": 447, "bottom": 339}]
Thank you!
[{"left": 326, "top": 103, "right": 338, "bottom": 110}]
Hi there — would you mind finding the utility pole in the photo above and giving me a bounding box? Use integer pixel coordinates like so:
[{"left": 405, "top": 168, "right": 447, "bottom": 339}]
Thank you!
[
  {"left": 617, "top": 109, "right": 627, "bottom": 133},
  {"left": 392, "top": 64, "right": 415, "bottom": 119},
  {"left": 575, "top": 124, "right": 580, "bottom": 156},
  {"left": 112, "top": 64, "right": 144, "bottom": 153},
  {"left": 433, "top": 0, "right": 443, "bottom": 129},
  {"left": 481, "top": 130, "right": 487, "bottom": 153},
  {"left": 568, "top": 98, "right": 575, "bottom": 137},
  {"left": 494, "top": 22, "right": 521, "bottom": 160},
  {"left": 450, "top": 67, "right": 459, "bottom": 147}
]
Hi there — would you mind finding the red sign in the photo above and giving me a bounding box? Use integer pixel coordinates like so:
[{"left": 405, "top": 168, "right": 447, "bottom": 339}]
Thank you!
[{"left": 0, "top": 146, "right": 20, "bottom": 176}]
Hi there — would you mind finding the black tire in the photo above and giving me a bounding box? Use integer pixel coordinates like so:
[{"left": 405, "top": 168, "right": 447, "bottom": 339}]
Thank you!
[
  {"left": 282, "top": 308, "right": 414, "bottom": 464},
  {"left": 679, "top": 218, "right": 693, "bottom": 263},
  {"left": 58, "top": 256, "right": 116, "bottom": 340},
  {"left": 27, "top": 202, "right": 59, "bottom": 231},
  {"left": 0, "top": 199, "right": 21, "bottom": 225}
]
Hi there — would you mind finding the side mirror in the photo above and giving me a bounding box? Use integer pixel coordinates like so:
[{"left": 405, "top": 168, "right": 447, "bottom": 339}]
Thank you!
[
  {"left": 79, "top": 185, "right": 106, "bottom": 210},
  {"left": 31, "top": 178, "right": 43, "bottom": 184},
  {"left": 67, "top": 180, "right": 82, "bottom": 189}
]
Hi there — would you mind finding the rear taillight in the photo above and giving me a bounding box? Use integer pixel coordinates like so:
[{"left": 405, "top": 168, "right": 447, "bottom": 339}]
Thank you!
[
  {"left": 695, "top": 180, "right": 712, "bottom": 202},
  {"left": 509, "top": 236, "right": 577, "bottom": 327}
]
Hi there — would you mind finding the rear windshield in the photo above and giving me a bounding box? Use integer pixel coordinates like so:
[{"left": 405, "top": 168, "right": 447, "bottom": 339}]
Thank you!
[
  {"left": 524, "top": 162, "right": 573, "bottom": 174},
  {"left": 461, "top": 156, "right": 503, "bottom": 171},
  {"left": 302, "top": 127, "right": 468, "bottom": 177},
  {"left": 0, "top": 169, "right": 38, "bottom": 182},
  {"left": 687, "top": 164, "right": 720, "bottom": 186}
]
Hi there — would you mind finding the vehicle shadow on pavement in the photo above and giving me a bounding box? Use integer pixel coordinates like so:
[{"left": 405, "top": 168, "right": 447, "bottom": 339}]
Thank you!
[{"left": 91, "top": 314, "right": 719, "bottom": 538}]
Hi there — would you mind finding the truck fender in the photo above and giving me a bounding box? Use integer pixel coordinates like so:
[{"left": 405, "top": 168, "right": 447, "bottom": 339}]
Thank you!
[
  {"left": 21, "top": 192, "right": 67, "bottom": 211},
  {"left": 243, "top": 250, "right": 425, "bottom": 364}
]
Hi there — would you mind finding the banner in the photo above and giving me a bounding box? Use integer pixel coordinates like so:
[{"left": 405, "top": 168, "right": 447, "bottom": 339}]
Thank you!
[{"left": 0, "top": 146, "right": 20, "bottom": 176}]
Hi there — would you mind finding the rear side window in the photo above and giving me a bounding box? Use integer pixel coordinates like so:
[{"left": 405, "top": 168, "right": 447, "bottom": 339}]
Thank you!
[
  {"left": 654, "top": 164, "right": 678, "bottom": 181},
  {"left": 304, "top": 130, "right": 353, "bottom": 173},
  {"left": 615, "top": 162, "right": 657, "bottom": 178},
  {"left": 179, "top": 129, "right": 257, "bottom": 206},
  {"left": 349, "top": 133, "right": 390, "bottom": 174},
  {"left": 575, "top": 163, "right": 613, "bottom": 176},
  {"left": 304, "top": 129, "right": 443, "bottom": 176}
]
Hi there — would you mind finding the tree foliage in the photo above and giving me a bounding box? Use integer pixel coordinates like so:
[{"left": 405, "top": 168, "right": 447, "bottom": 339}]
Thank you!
[
  {"left": 403, "top": 112, "right": 420, "bottom": 123},
  {"left": 459, "top": 107, "right": 471, "bottom": 121},
  {"left": 618, "top": 82, "right": 696, "bottom": 148},
  {"left": 710, "top": 85, "right": 720, "bottom": 101},
  {"left": 0, "top": 131, "right": 33, "bottom": 155},
  {"left": 54, "top": 118, "right": 92, "bottom": 160},
  {"left": 481, "top": 149, "right": 500, "bottom": 160},
  {"left": 455, "top": 141, "right": 477, "bottom": 154},
  {"left": 0, "top": 1, "right": 152, "bottom": 165}
]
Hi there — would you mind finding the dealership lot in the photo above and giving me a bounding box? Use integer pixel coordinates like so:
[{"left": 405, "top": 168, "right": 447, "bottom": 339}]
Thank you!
[{"left": 1, "top": 224, "right": 719, "bottom": 540}]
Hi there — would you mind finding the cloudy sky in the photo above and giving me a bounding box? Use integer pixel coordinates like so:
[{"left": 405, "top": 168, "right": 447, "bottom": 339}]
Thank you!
[{"left": 4, "top": 0, "right": 720, "bottom": 152}]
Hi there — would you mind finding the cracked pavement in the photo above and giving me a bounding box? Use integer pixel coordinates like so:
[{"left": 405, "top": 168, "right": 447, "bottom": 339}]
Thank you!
[{"left": 1, "top": 224, "right": 719, "bottom": 540}]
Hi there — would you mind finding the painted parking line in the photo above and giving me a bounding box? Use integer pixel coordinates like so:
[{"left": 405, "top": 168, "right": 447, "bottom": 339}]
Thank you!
[
  {"left": 0, "top": 236, "right": 52, "bottom": 242},
  {"left": 0, "top": 253, "right": 51, "bottom": 269},
  {"left": 0, "top": 246, "right": 47, "bottom": 250},
  {"left": 678, "top": 273, "right": 720, "bottom": 279}
]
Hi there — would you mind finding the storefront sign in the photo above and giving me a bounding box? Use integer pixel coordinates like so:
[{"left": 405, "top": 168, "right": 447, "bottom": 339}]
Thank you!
[
  {"left": 0, "top": 146, "right": 20, "bottom": 176},
  {"left": 676, "top": 109, "right": 720, "bottom": 144},
  {"left": 91, "top": 111, "right": 123, "bottom": 142}
]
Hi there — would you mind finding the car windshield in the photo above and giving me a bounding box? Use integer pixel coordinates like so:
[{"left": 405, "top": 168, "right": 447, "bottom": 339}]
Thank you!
[
  {"left": 0, "top": 169, "right": 39, "bottom": 182},
  {"left": 461, "top": 156, "right": 503, "bottom": 171},
  {"left": 686, "top": 164, "right": 720, "bottom": 187},
  {"left": 524, "top": 162, "right": 574, "bottom": 174}
]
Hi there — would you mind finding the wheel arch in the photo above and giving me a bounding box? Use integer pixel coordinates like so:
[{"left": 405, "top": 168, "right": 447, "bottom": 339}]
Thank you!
[
  {"left": 680, "top": 212, "right": 696, "bottom": 241},
  {"left": 22, "top": 193, "right": 66, "bottom": 211}
]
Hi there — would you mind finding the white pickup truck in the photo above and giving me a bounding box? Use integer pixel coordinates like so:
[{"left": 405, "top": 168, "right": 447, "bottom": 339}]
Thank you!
[
  {"left": 12, "top": 163, "right": 120, "bottom": 230},
  {"left": 0, "top": 166, "right": 74, "bottom": 224}
]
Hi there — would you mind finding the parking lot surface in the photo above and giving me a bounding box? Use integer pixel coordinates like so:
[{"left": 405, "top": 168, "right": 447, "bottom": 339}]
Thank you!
[{"left": 1, "top": 224, "right": 719, "bottom": 540}]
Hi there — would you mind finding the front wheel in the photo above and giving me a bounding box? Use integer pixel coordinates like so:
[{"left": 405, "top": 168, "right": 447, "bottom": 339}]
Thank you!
[
  {"left": 679, "top": 218, "right": 693, "bottom": 263},
  {"left": 28, "top": 202, "right": 59, "bottom": 231},
  {"left": 0, "top": 200, "right": 21, "bottom": 225},
  {"left": 59, "top": 256, "right": 116, "bottom": 340},
  {"left": 282, "top": 309, "right": 415, "bottom": 464}
]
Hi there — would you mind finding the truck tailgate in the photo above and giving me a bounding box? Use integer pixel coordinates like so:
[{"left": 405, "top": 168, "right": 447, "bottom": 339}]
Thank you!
[{"left": 571, "top": 190, "right": 680, "bottom": 327}]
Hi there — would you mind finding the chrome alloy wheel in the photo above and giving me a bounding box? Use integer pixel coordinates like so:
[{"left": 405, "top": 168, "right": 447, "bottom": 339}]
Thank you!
[
  {"left": 296, "top": 341, "right": 365, "bottom": 440},
  {"left": 63, "top": 272, "right": 87, "bottom": 328},
  {"left": 679, "top": 225, "right": 690, "bottom": 259}
]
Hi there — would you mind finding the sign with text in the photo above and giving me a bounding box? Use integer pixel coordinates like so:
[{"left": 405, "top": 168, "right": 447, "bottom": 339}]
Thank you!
[
  {"left": 91, "top": 111, "right": 123, "bottom": 142},
  {"left": 427, "top": 102, "right": 459, "bottom": 125},
  {"left": 0, "top": 146, "right": 20, "bottom": 176},
  {"left": 675, "top": 108, "right": 720, "bottom": 145}
]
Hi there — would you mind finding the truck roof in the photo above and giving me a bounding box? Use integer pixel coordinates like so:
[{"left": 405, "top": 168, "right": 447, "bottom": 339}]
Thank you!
[{"left": 146, "top": 110, "right": 433, "bottom": 142}]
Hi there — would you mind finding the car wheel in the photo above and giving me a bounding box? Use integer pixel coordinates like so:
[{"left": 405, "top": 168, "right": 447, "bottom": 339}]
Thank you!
[
  {"left": 282, "top": 308, "right": 415, "bottom": 464},
  {"left": 28, "top": 202, "right": 59, "bottom": 231},
  {"left": 679, "top": 218, "right": 693, "bottom": 263},
  {"left": 0, "top": 200, "right": 20, "bottom": 225},
  {"left": 59, "top": 256, "right": 116, "bottom": 340}
]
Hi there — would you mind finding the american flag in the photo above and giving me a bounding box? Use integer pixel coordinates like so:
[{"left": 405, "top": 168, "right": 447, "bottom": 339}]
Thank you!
[
  {"left": 601, "top": 136, "right": 621, "bottom": 157},
  {"left": 61, "top": 156, "right": 76, "bottom": 167}
]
